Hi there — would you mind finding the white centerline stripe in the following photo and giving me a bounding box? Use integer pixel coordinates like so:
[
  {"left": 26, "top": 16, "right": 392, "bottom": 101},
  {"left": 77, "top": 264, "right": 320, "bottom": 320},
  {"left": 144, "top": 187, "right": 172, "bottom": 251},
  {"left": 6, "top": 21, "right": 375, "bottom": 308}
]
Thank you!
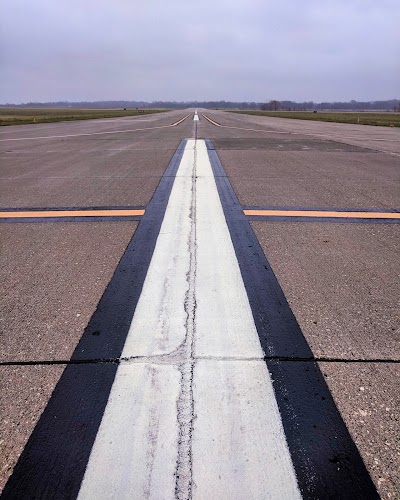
[
  {"left": 121, "top": 144, "right": 194, "bottom": 357},
  {"left": 195, "top": 142, "right": 264, "bottom": 358},
  {"left": 78, "top": 140, "right": 300, "bottom": 499}
]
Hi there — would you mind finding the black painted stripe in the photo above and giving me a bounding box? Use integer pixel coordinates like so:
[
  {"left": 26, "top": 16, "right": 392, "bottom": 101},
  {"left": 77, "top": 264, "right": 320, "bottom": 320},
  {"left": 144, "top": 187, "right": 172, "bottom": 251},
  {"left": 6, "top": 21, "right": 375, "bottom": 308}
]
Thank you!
[
  {"left": 206, "top": 140, "right": 379, "bottom": 499},
  {"left": 1, "top": 140, "right": 187, "bottom": 500}
]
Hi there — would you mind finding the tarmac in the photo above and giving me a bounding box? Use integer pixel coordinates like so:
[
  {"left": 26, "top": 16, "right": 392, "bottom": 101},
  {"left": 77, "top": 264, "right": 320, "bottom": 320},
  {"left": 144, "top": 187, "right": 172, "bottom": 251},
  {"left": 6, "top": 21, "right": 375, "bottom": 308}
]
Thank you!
[{"left": 0, "top": 109, "right": 398, "bottom": 498}]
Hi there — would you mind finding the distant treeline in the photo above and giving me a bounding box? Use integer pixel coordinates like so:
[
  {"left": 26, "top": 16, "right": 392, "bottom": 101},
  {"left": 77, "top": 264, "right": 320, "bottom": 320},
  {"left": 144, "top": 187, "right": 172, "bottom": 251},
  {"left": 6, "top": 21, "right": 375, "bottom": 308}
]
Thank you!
[
  {"left": 0, "top": 100, "right": 259, "bottom": 109},
  {"left": 261, "top": 99, "right": 400, "bottom": 111},
  {"left": 1, "top": 99, "right": 399, "bottom": 111}
]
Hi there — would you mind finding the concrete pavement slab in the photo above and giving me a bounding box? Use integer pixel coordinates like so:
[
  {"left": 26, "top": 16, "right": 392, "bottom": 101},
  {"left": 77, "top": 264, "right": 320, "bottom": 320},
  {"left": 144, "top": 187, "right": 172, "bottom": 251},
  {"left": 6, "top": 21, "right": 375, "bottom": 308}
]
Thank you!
[
  {"left": 0, "top": 148, "right": 178, "bottom": 180},
  {"left": 251, "top": 221, "right": 399, "bottom": 360},
  {"left": 232, "top": 176, "right": 399, "bottom": 210},
  {"left": 0, "top": 222, "right": 137, "bottom": 361},
  {"left": 0, "top": 364, "right": 66, "bottom": 490},
  {"left": 217, "top": 150, "right": 399, "bottom": 209},
  {"left": 0, "top": 135, "right": 187, "bottom": 208},
  {"left": 320, "top": 362, "right": 399, "bottom": 499},
  {"left": 212, "top": 137, "right": 372, "bottom": 152},
  {"left": 0, "top": 175, "right": 162, "bottom": 208},
  {"left": 217, "top": 150, "right": 399, "bottom": 183}
]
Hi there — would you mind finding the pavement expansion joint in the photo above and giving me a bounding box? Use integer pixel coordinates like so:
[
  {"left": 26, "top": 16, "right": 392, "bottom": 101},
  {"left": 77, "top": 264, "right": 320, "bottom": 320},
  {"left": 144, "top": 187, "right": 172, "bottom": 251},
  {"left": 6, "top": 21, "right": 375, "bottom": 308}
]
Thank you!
[{"left": 1, "top": 355, "right": 399, "bottom": 367}]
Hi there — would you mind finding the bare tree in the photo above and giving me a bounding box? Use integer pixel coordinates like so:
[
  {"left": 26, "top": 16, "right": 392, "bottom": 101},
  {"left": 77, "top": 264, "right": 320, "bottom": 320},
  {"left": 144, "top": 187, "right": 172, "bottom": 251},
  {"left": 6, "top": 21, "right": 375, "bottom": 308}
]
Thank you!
[{"left": 261, "top": 100, "right": 280, "bottom": 111}]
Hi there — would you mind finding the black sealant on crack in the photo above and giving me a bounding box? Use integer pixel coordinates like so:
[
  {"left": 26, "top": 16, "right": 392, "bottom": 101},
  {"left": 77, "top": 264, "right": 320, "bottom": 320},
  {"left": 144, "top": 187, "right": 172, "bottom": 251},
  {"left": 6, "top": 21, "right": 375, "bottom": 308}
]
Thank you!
[{"left": 175, "top": 137, "right": 198, "bottom": 500}]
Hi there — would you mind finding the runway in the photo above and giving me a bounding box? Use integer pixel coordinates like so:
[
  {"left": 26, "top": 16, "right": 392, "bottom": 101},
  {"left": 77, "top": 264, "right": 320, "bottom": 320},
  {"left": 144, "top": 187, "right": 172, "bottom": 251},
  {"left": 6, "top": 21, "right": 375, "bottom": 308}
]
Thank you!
[{"left": 0, "top": 110, "right": 398, "bottom": 498}]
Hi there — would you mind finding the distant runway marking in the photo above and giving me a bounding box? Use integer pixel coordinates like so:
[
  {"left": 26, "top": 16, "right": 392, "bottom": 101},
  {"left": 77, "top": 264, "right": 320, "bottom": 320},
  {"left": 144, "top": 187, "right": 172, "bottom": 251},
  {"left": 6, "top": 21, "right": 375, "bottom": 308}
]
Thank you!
[
  {"left": 244, "top": 209, "right": 400, "bottom": 220},
  {"left": 202, "top": 114, "right": 400, "bottom": 145},
  {"left": 0, "top": 114, "right": 190, "bottom": 142},
  {"left": 202, "top": 114, "right": 222, "bottom": 126},
  {"left": 202, "top": 113, "right": 293, "bottom": 134}
]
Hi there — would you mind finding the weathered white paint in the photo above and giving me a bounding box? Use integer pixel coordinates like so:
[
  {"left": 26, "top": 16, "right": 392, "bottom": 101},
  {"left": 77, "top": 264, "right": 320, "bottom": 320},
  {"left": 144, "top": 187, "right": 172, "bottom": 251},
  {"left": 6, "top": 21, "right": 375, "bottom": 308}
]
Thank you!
[
  {"left": 78, "top": 140, "right": 301, "bottom": 500},
  {"left": 78, "top": 364, "right": 180, "bottom": 499},
  {"left": 121, "top": 143, "right": 195, "bottom": 357},
  {"left": 193, "top": 359, "right": 301, "bottom": 499},
  {"left": 195, "top": 141, "right": 263, "bottom": 358},
  {"left": 0, "top": 115, "right": 189, "bottom": 141}
]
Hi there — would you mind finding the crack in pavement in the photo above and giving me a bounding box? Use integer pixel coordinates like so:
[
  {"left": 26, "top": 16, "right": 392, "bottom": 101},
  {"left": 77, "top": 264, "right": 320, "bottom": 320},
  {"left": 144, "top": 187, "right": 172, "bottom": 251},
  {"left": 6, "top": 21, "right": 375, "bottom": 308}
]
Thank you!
[{"left": 175, "top": 138, "right": 197, "bottom": 500}]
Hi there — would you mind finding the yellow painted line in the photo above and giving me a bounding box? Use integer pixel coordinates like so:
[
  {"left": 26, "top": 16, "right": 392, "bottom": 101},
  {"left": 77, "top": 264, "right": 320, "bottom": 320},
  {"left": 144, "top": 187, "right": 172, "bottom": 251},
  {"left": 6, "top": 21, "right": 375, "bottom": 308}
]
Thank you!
[
  {"left": 202, "top": 114, "right": 223, "bottom": 127},
  {"left": 244, "top": 209, "right": 400, "bottom": 219},
  {"left": 0, "top": 209, "right": 145, "bottom": 219},
  {"left": 171, "top": 114, "right": 191, "bottom": 126}
]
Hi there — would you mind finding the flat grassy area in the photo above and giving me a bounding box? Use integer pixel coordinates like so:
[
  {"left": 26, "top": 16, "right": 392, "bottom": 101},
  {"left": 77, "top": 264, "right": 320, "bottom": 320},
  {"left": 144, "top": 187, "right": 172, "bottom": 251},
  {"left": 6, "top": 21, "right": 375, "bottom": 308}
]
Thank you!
[
  {"left": 228, "top": 110, "right": 400, "bottom": 127},
  {"left": 0, "top": 107, "right": 168, "bottom": 126}
]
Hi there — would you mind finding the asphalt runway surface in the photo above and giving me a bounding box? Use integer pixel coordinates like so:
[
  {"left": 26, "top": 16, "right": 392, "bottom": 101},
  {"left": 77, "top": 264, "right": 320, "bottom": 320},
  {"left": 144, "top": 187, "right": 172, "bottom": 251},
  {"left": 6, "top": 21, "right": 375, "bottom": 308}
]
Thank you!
[{"left": 0, "top": 110, "right": 399, "bottom": 498}]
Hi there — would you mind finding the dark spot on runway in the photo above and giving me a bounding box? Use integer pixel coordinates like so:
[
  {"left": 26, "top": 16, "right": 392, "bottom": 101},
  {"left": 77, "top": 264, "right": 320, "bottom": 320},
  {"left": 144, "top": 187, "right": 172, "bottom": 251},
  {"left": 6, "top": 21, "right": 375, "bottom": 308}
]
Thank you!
[{"left": 329, "top": 453, "right": 351, "bottom": 467}]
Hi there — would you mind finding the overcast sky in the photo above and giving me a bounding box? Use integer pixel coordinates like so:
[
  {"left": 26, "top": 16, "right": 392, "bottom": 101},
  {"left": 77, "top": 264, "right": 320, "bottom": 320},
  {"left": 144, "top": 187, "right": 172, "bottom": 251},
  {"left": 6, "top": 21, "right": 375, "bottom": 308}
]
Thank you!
[{"left": 1, "top": 0, "right": 399, "bottom": 103}]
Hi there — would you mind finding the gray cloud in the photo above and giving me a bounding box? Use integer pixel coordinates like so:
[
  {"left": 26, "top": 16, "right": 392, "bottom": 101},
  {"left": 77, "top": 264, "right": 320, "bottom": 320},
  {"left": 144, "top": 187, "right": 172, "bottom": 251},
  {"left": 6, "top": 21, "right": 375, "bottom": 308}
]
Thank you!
[{"left": 1, "top": 0, "right": 399, "bottom": 103}]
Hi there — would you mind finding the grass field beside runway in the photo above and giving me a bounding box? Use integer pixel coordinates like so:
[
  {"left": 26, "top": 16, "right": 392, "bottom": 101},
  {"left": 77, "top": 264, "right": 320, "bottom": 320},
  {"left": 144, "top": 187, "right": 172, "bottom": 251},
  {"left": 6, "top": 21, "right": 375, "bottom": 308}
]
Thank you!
[
  {"left": 229, "top": 110, "right": 400, "bottom": 127},
  {"left": 0, "top": 107, "right": 168, "bottom": 126}
]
